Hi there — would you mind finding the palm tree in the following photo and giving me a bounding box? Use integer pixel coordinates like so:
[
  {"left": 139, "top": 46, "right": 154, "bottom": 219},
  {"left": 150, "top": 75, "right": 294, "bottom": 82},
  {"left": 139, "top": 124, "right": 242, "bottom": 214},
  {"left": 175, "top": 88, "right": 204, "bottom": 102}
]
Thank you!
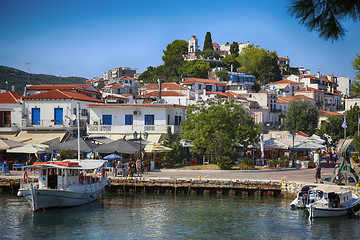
[{"left": 288, "top": 0, "right": 360, "bottom": 41}]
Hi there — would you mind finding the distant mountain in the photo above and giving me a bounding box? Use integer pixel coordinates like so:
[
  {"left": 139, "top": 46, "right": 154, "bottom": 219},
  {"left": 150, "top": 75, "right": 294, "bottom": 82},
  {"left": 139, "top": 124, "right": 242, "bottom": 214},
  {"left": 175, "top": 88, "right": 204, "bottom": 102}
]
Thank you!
[{"left": 0, "top": 66, "right": 88, "bottom": 94}]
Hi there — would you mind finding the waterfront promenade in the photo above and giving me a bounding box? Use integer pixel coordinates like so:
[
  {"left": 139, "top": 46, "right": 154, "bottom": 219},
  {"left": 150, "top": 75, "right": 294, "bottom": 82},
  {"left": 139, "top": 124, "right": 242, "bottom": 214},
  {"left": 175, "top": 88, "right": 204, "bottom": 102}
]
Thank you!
[{"left": 1, "top": 164, "right": 335, "bottom": 183}]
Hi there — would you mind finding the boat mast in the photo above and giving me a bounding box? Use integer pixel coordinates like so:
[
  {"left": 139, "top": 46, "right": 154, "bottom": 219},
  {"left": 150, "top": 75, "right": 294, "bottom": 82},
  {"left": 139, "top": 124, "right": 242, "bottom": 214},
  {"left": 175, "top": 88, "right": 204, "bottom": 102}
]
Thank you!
[{"left": 77, "top": 102, "right": 80, "bottom": 162}]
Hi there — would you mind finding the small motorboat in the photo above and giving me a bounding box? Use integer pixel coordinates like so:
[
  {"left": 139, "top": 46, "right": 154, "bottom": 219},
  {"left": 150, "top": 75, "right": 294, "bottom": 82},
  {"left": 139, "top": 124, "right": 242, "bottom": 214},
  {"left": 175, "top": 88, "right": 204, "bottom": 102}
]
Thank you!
[
  {"left": 290, "top": 185, "right": 317, "bottom": 209},
  {"left": 17, "top": 159, "right": 108, "bottom": 211},
  {"left": 306, "top": 185, "right": 360, "bottom": 218}
]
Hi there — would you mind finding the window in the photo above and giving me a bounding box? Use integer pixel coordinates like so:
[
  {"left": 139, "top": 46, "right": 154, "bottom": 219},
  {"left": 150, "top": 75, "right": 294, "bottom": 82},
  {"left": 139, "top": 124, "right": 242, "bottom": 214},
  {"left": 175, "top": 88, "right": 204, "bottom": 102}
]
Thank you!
[
  {"left": 198, "top": 84, "right": 202, "bottom": 90},
  {"left": 102, "top": 115, "right": 112, "bottom": 125},
  {"left": 125, "top": 114, "right": 133, "bottom": 125},
  {"left": 144, "top": 115, "right": 154, "bottom": 125},
  {"left": 81, "top": 109, "right": 88, "bottom": 116},
  {"left": 175, "top": 116, "right": 182, "bottom": 125},
  {"left": 167, "top": 115, "right": 170, "bottom": 125},
  {"left": 73, "top": 108, "right": 77, "bottom": 115}
]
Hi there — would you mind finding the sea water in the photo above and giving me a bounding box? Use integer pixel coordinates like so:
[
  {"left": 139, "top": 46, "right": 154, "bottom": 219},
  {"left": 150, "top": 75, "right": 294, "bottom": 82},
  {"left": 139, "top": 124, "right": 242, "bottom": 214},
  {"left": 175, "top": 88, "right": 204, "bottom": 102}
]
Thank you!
[{"left": 1, "top": 193, "right": 359, "bottom": 239}]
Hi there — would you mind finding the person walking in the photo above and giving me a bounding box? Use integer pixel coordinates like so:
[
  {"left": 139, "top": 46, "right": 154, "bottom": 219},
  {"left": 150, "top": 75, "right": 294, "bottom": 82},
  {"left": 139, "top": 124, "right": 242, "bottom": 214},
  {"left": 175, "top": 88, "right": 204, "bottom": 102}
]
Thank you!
[
  {"left": 335, "top": 164, "right": 342, "bottom": 185},
  {"left": 128, "top": 159, "right": 135, "bottom": 177},
  {"left": 136, "top": 158, "right": 142, "bottom": 177},
  {"left": 315, "top": 163, "right": 323, "bottom": 183}
]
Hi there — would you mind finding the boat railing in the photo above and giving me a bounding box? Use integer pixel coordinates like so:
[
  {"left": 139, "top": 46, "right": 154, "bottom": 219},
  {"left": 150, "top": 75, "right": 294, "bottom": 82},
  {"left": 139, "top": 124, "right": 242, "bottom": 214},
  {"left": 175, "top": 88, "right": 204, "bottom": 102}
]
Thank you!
[{"left": 20, "top": 169, "right": 39, "bottom": 189}]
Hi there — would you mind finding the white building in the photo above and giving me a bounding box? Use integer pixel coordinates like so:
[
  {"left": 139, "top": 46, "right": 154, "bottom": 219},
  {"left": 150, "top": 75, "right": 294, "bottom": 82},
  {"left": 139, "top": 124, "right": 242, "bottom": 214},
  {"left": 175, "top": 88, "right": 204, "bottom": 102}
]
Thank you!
[
  {"left": 268, "top": 79, "right": 302, "bottom": 97},
  {"left": 87, "top": 103, "right": 187, "bottom": 143},
  {"left": 337, "top": 76, "right": 352, "bottom": 97},
  {"left": 0, "top": 91, "right": 23, "bottom": 136},
  {"left": 22, "top": 89, "right": 103, "bottom": 129}
]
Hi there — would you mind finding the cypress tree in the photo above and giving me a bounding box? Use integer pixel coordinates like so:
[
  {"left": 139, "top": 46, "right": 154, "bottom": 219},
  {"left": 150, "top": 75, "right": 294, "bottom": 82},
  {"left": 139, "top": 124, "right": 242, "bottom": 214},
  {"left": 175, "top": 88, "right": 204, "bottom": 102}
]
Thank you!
[{"left": 203, "top": 32, "right": 213, "bottom": 51}]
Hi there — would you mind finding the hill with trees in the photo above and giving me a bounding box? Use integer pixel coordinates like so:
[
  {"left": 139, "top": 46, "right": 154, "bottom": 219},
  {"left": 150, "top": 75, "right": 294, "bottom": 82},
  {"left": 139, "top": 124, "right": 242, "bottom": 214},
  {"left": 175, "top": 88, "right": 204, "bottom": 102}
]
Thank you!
[{"left": 0, "top": 66, "right": 87, "bottom": 94}]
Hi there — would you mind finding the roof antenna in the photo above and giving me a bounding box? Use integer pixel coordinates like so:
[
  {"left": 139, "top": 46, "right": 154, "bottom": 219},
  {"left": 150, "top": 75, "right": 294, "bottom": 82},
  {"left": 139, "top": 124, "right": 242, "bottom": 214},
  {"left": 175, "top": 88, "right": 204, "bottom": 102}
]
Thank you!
[{"left": 25, "top": 62, "right": 31, "bottom": 84}]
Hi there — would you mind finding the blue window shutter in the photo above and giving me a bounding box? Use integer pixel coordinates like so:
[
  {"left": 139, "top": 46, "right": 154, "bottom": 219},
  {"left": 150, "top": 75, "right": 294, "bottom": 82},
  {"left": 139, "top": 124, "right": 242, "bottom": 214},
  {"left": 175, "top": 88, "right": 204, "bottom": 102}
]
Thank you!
[
  {"left": 102, "top": 115, "right": 112, "bottom": 125},
  {"left": 125, "top": 115, "right": 133, "bottom": 125}
]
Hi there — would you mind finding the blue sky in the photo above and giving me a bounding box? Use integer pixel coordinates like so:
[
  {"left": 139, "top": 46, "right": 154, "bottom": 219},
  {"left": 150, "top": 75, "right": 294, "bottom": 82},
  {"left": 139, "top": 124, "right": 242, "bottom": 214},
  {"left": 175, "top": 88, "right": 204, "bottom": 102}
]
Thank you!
[{"left": 0, "top": 0, "right": 359, "bottom": 80}]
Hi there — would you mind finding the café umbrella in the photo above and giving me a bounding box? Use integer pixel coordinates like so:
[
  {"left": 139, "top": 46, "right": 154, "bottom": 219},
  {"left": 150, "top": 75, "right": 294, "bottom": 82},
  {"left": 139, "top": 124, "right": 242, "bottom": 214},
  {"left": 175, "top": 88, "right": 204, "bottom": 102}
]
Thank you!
[
  {"left": 0, "top": 138, "right": 25, "bottom": 150},
  {"left": 7, "top": 144, "right": 48, "bottom": 154},
  {"left": 104, "top": 154, "right": 123, "bottom": 159},
  {"left": 53, "top": 138, "right": 98, "bottom": 152},
  {"left": 94, "top": 139, "right": 141, "bottom": 154}
]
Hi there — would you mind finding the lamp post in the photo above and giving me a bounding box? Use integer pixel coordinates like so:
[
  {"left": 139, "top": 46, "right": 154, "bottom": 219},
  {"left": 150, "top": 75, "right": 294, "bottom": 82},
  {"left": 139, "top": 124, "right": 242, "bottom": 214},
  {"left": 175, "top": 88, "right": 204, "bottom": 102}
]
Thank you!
[{"left": 133, "top": 131, "right": 148, "bottom": 160}]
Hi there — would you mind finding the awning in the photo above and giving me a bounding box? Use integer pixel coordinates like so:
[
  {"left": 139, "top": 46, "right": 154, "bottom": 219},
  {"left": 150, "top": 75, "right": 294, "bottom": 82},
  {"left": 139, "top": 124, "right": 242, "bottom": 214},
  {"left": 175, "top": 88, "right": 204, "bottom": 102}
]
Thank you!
[{"left": 8, "top": 132, "right": 66, "bottom": 146}]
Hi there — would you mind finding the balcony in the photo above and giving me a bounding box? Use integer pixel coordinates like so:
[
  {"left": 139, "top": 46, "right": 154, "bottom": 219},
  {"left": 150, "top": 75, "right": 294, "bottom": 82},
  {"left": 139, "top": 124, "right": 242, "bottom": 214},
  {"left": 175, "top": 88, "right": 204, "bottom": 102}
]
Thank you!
[{"left": 87, "top": 124, "right": 182, "bottom": 135}]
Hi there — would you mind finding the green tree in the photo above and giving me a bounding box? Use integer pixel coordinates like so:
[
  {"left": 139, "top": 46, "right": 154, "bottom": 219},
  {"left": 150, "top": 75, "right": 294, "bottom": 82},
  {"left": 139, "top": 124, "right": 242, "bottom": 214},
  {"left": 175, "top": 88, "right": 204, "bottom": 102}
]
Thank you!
[
  {"left": 316, "top": 115, "right": 344, "bottom": 141},
  {"left": 345, "top": 104, "right": 360, "bottom": 136},
  {"left": 180, "top": 60, "right": 211, "bottom": 78},
  {"left": 160, "top": 127, "right": 186, "bottom": 168},
  {"left": 230, "top": 41, "right": 239, "bottom": 56},
  {"left": 237, "top": 44, "right": 281, "bottom": 84},
  {"left": 203, "top": 32, "right": 213, "bottom": 51},
  {"left": 351, "top": 53, "right": 360, "bottom": 96},
  {"left": 222, "top": 54, "right": 240, "bottom": 72},
  {"left": 162, "top": 39, "right": 188, "bottom": 81},
  {"left": 288, "top": 0, "right": 360, "bottom": 41},
  {"left": 138, "top": 65, "right": 165, "bottom": 83},
  {"left": 180, "top": 99, "right": 261, "bottom": 169},
  {"left": 201, "top": 48, "right": 220, "bottom": 59},
  {"left": 215, "top": 70, "right": 228, "bottom": 81},
  {"left": 284, "top": 99, "right": 319, "bottom": 135}
]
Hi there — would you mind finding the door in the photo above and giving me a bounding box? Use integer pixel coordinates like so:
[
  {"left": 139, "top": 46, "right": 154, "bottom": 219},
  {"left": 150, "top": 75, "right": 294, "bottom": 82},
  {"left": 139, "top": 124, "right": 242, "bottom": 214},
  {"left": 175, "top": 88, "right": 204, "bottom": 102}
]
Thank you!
[
  {"left": 32, "top": 108, "right": 40, "bottom": 125},
  {"left": 54, "top": 108, "right": 63, "bottom": 125}
]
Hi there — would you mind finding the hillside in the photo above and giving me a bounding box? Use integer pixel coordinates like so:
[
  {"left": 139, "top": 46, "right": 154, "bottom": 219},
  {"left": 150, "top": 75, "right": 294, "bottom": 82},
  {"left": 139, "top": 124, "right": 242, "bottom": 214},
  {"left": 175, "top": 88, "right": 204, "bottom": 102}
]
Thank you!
[{"left": 0, "top": 66, "right": 88, "bottom": 94}]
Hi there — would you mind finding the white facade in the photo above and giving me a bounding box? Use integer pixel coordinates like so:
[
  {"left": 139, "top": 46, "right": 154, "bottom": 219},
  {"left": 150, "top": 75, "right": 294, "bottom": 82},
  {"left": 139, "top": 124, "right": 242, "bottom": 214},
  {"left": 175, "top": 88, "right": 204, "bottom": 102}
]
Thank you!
[
  {"left": 337, "top": 76, "right": 352, "bottom": 97},
  {"left": 23, "top": 99, "right": 91, "bottom": 128},
  {"left": 0, "top": 102, "right": 22, "bottom": 132},
  {"left": 87, "top": 104, "right": 187, "bottom": 142}
]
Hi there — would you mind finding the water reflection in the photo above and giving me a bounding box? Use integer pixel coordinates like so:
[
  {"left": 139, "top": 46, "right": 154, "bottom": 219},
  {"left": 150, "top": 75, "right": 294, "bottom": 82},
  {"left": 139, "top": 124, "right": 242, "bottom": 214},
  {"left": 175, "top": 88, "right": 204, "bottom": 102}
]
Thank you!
[{"left": 1, "top": 194, "right": 359, "bottom": 239}]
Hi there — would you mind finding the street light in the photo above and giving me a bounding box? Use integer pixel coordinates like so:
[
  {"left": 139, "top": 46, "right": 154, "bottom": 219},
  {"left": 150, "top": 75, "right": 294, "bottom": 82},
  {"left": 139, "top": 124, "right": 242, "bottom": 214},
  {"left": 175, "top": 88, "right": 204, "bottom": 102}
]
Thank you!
[{"left": 133, "top": 131, "right": 148, "bottom": 159}]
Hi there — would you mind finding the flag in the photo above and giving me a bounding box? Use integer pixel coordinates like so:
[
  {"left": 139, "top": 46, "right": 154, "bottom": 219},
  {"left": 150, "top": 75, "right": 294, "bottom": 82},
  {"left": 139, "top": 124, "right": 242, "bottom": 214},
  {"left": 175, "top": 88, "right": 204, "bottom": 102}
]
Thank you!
[{"left": 342, "top": 117, "right": 347, "bottom": 128}]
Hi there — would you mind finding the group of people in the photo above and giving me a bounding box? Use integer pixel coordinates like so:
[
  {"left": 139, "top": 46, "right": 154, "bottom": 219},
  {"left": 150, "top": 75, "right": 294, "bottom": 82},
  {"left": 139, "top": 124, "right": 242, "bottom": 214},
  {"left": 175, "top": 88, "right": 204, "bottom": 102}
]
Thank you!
[
  {"left": 314, "top": 162, "right": 342, "bottom": 185},
  {"left": 115, "top": 158, "right": 143, "bottom": 177}
]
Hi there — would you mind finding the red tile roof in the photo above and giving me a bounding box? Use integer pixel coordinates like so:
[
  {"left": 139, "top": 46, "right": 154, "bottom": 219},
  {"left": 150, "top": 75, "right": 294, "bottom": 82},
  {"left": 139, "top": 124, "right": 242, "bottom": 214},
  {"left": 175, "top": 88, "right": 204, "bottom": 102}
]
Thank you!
[
  {"left": 318, "top": 110, "right": 343, "bottom": 116},
  {"left": 269, "top": 79, "right": 301, "bottom": 85},
  {"left": 142, "top": 91, "right": 186, "bottom": 97},
  {"left": 23, "top": 90, "right": 104, "bottom": 102},
  {"left": 212, "top": 42, "right": 220, "bottom": 47},
  {"left": 279, "top": 95, "right": 313, "bottom": 103},
  {"left": 295, "top": 87, "right": 323, "bottom": 92},
  {"left": 26, "top": 84, "right": 91, "bottom": 91},
  {"left": 181, "top": 78, "right": 227, "bottom": 86},
  {"left": 88, "top": 103, "right": 187, "bottom": 108},
  {"left": 0, "top": 91, "right": 22, "bottom": 104},
  {"left": 142, "top": 82, "right": 188, "bottom": 91}
]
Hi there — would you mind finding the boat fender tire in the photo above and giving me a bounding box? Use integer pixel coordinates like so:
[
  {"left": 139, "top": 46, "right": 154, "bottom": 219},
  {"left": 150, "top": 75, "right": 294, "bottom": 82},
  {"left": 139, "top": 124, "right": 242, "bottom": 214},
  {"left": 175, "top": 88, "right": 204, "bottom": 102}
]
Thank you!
[
  {"left": 79, "top": 173, "right": 84, "bottom": 184},
  {"left": 23, "top": 171, "right": 28, "bottom": 182}
]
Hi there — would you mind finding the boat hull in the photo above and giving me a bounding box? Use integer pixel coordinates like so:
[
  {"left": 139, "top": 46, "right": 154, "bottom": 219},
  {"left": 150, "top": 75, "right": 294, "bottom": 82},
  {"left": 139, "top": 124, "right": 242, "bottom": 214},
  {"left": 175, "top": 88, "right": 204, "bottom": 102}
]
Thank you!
[
  {"left": 19, "top": 181, "right": 106, "bottom": 211},
  {"left": 307, "top": 198, "right": 360, "bottom": 218}
]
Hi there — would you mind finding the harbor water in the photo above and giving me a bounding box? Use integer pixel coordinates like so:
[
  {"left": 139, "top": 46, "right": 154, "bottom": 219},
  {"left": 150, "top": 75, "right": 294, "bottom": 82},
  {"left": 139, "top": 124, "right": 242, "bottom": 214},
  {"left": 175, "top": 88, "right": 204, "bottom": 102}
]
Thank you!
[{"left": 1, "top": 193, "right": 360, "bottom": 239}]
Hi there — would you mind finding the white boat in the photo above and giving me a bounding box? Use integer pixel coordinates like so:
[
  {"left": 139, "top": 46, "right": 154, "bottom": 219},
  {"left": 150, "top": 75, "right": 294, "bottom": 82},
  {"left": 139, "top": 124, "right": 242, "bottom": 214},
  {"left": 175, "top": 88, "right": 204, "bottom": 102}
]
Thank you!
[
  {"left": 290, "top": 185, "right": 317, "bottom": 209},
  {"left": 306, "top": 185, "right": 360, "bottom": 218},
  {"left": 17, "top": 159, "right": 108, "bottom": 211}
]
